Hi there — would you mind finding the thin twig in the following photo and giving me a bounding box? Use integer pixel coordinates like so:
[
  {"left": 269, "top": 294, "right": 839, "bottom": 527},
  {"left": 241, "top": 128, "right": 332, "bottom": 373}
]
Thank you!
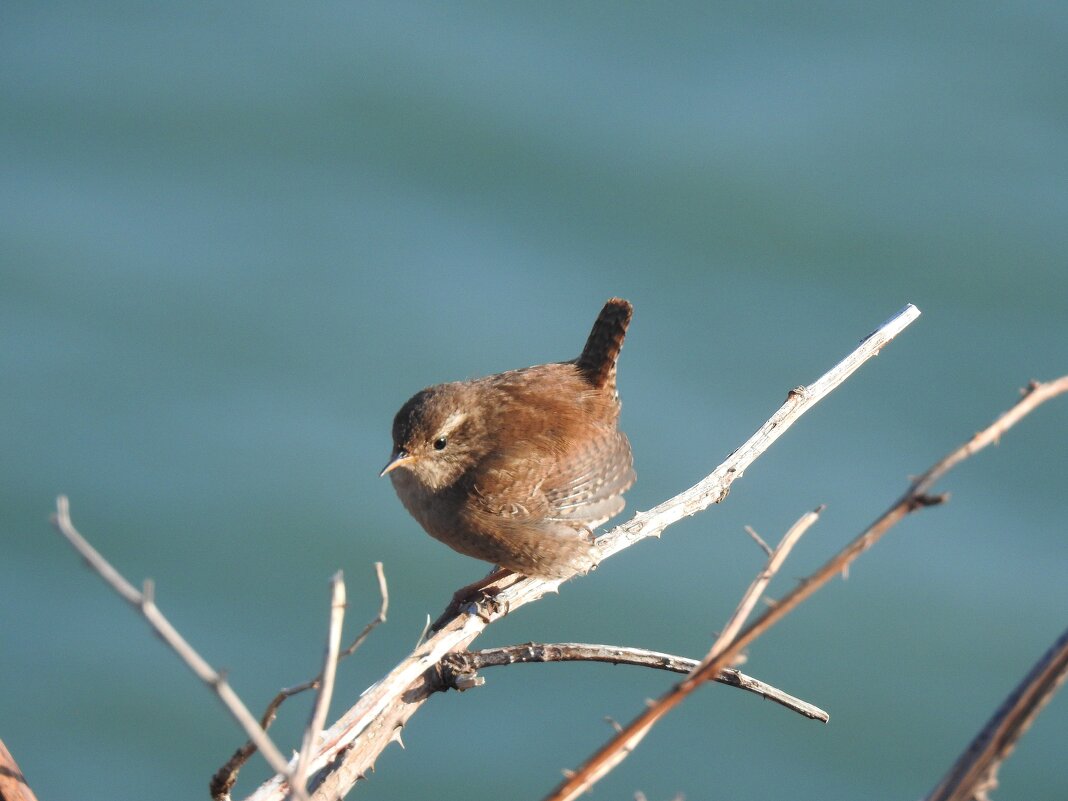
[
  {"left": 292, "top": 572, "right": 347, "bottom": 796},
  {"left": 744, "top": 525, "right": 772, "bottom": 557},
  {"left": 443, "top": 643, "right": 827, "bottom": 721},
  {"left": 341, "top": 562, "right": 388, "bottom": 659},
  {"left": 546, "top": 508, "right": 821, "bottom": 801},
  {"left": 49, "top": 497, "right": 306, "bottom": 801},
  {"left": 926, "top": 624, "right": 1068, "bottom": 801},
  {"left": 696, "top": 508, "right": 821, "bottom": 674},
  {"left": 211, "top": 563, "right": 388, "bottom": 800},
  {"left": 243, "top": 304, "right": 922, "bottom": 801}
]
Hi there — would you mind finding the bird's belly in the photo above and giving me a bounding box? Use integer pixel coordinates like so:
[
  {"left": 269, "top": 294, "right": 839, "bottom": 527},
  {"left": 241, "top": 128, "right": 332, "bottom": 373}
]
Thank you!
[{"left": 389, "top": 471, "right": 597, "bottom": 578}]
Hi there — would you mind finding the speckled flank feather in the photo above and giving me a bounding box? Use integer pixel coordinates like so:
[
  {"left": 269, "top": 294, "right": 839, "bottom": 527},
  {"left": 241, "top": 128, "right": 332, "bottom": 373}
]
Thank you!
[
  {"left": 543, "top": 429, "right": 634, "bottom": 527},
  {"left": 575, "top": 297, "right": 632, "bottom": 397}
]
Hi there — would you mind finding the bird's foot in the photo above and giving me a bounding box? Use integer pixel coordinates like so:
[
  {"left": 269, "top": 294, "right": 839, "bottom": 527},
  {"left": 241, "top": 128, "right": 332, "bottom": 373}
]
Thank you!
[{"left": 432, "top": 568, "right": 515, "bottom": 629}]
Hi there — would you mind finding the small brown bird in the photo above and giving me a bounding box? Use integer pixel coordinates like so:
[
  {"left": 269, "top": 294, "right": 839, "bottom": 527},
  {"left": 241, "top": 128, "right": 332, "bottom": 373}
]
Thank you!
[{"left": 381, "top": 298, "right": 636, "bottom": 579}]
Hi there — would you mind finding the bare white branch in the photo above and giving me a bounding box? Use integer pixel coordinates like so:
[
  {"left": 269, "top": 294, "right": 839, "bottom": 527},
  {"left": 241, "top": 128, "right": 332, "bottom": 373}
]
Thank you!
[
  {"left": 292, "top": 572, "right": 347, "bottom": 796},
  {"left": 50, "top": 496, "right": 306, "bottom": 801},
  {"left": 212, "top": 563, "right": 389, "bottom": 800},
  {"left": 596, "top": 304, "right": 921, "bottom": 565}
]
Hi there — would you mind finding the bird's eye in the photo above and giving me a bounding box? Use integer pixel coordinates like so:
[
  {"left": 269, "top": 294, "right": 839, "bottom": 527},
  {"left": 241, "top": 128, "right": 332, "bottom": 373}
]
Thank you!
[{"left": 433, "top": 437, "right": 448, "bottom": 450}]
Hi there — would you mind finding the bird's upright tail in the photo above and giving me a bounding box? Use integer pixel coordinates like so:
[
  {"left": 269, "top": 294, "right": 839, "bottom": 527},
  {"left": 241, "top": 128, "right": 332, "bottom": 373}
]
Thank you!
[{"left": 575, "top": 297, "right": 633, "bottom": 395}]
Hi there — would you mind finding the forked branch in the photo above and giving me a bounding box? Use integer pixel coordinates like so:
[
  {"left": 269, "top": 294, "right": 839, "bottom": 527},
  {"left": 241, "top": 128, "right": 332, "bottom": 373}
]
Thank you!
[
  {"left": 243, "top": 304, "right": 922, "bottom": 800},
  {"left": 545, "top": 508, "right": 822, "bottom": 800},
  {"left": 50, "top": 497, "right": 307, "bottom": 801},
  {"left": 442, "top": 643, "right": 828, "bottom": 721},
  {"left": 546, "top": 375, "right": 1068, "bottom": 800},
  {"left": 211, "top": 563, "right": 388, "bottom": 800}
]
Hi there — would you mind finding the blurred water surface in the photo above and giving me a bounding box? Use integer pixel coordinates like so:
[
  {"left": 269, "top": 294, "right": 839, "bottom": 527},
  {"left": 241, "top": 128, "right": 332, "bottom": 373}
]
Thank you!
[{"left": 3, "top": 4, "right": 1067, "bottom": 800}]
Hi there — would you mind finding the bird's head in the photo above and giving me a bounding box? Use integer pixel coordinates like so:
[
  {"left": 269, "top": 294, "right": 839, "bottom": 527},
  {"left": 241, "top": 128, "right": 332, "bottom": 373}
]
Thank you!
[{"left": 380, "top": 382, "right": 495, "bottom": 491}]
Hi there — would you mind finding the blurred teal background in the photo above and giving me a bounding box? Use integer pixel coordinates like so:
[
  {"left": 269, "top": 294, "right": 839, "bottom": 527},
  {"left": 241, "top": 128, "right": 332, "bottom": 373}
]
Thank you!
[{"left": 3, "top": 4, "right": 1067, "bottom": 799}]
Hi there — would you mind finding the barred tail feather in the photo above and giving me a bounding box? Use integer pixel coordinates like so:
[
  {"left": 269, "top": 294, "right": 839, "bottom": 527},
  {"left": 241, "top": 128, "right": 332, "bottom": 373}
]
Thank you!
[{"left": 575, "top": 297, "right": 632, "bottom": 393}]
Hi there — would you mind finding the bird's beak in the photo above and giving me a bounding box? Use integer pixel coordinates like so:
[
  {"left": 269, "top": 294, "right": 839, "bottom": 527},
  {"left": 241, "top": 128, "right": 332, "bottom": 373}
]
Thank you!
[{"left": 380, "top": 449, "right": 414, "bottom": 477}]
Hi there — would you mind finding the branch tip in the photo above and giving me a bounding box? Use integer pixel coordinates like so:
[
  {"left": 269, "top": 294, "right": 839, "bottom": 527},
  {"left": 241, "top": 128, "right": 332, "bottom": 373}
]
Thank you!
[{"left": 744, "top": 525, "right": 772, "bottom": 557}]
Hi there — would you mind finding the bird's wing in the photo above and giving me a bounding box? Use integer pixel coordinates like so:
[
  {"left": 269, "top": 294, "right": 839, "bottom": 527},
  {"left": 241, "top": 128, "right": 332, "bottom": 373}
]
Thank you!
[
  {"left": 464, "top": 428, "right": 633, "bottom": 528},
  {"left": 456, "top": 429, "right": 632, "bottom": 577},
  {"left": 541, "top": 428, "right": 635, "bottom": 529}
]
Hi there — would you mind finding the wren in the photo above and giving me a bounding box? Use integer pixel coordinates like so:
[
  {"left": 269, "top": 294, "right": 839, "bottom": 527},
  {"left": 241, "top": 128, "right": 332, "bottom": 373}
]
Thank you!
[{"left": 381, "top": 298, "right": 636, "bottom": 579}]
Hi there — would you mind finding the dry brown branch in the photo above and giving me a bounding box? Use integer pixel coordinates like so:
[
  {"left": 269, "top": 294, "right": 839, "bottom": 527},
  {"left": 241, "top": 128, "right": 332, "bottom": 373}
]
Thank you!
[
  {"left": 722, "top": 375, "right": 1068, "bottom": 659},
  {"left": 243, "top": 304, "right": 921, "bottom": 801},
  {"left": 546, "top": 508, "right": 821, "bottom": 801},
  {"left": 547, "top": 375, "right": 1068, "bottom": 800},
  {"left": 442, "top": 643, "right": 828, "bottom": 721},
  {"left": 0, "top": 738, "right": 40, "bottom": 801},
  {"left": 49, "top": 497, "right": 307, "bottom": 801},
  {"left": 211, "top": 563, "right": 388, "bottom": 800},
  {"left": 293, "top": 572, "right": 347, "bottom": 796},
  {"left": 695, "top": 507, "right": 821, "bottom": 674},
  {"left": 926, "top": 624, "right": 1068, "bottom": 801}
]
